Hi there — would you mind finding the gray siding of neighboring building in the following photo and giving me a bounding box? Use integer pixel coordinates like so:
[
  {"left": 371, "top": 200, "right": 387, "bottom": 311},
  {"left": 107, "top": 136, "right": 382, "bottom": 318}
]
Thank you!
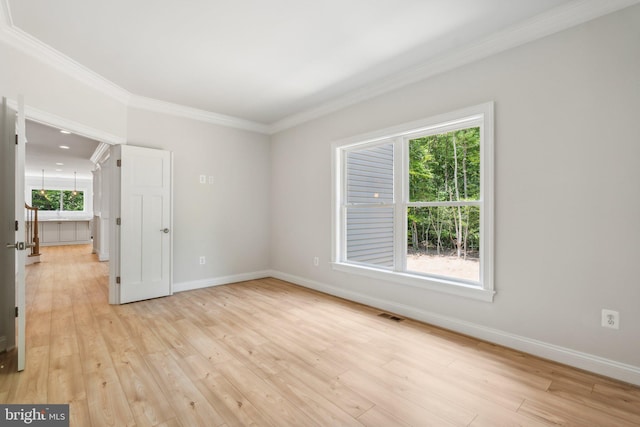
[{"left": 345, "top": 143, "right": 394, "bottom": 267}]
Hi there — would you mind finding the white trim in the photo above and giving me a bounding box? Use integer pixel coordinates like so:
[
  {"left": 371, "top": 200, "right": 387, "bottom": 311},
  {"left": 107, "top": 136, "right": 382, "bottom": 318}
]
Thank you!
[
  {"left": 333, "top": 102, "right": 494, "bottom": 298},
  {"left": 90, "top": 142, "right": 112, "bottom": 164},
  {"left": 0, "top": 26, "right": 131, "bottom": 105},
  {"left": 173, "top": 270, "right": 272, "bottom": 293},
  {"left": 268, "top": 0, "right": 640, "bottom": 133},
  {"left": 332, "top": 262, "right": 494, "bottom": 302},
  {"left": 2, "top": 0, "right": 638, "bottom": 134},
  {"left": 0, "top": 0, "right": 12, "bottom": 26},
  {"left": 6, "top": 99, "right": 125, "bottom": 145},
  {"left": 269, "top": 270, "right": 640, "bottom": 386},
  {"left": 128, "top": 95, "right": 270, "bottom": 134}
]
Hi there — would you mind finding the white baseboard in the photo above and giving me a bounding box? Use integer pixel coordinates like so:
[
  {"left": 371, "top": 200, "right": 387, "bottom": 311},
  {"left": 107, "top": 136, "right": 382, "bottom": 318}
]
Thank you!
[
  {"left": 173, "top": 270, "right": 272, "bottom": 293},
  {"left": 269, "top": 270, "right": 640, "bottom": 386}
]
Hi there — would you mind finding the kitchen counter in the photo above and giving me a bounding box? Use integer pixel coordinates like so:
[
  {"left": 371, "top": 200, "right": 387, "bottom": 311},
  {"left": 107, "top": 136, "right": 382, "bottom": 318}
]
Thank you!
[{"left": 34, "top": 219, "right": 92, "bottom": 246}]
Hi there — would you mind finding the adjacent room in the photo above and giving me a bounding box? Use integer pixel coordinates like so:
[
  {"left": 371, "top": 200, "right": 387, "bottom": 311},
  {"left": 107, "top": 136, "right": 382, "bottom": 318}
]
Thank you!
[{"left": 1, "top": 0, "right": 639, "bottom": 425}]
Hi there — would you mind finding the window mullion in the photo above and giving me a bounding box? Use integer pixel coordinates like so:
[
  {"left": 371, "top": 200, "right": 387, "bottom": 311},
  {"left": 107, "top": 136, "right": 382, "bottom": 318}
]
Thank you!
[{"left": 394, "top": 138, "right": 406, "bottom": 273}]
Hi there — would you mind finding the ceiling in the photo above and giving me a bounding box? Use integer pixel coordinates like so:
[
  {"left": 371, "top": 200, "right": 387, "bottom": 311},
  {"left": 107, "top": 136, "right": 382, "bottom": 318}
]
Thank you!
[
  {"left": 25, "top": 120, "right": 100, "bottom": 180},
  {"left": 5, "top": 0, "right": 585, "bottom": 127}
]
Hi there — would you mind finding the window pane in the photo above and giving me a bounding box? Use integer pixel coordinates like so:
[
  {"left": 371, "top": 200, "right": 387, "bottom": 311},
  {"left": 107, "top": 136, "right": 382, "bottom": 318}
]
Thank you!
[
  {"left": 407, "top": 206, "right": 480, "bottom": 282},
  {"left": 63, "top": 191, "right": 84, "bottom": 211},
  {"left": 31, "top": 189, "right": 61, "bottom": 211},
  {"left": 409, "top": 127, "right": 480, "bottom": 202},
  {"left": 346, "top": 206, "right": 394, "bottom": 268},
  {"left": 346, "top": 143, "right": 393, "bottom": 204}
]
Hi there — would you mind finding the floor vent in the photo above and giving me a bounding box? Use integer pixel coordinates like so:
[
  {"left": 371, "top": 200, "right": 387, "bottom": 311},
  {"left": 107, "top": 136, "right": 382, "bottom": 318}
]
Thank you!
[{"left": 378, "top": 313, "right": 404, "bottom": 322}]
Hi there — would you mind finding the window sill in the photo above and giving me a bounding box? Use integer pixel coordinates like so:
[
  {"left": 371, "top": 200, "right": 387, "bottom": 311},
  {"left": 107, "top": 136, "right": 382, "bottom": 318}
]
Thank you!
[{"left": 332, "top": 262, "right": 495, "bottom": 302}]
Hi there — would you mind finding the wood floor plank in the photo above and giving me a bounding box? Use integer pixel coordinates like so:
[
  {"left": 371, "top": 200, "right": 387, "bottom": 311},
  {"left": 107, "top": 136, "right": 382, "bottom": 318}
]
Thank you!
[
  {"left": 144, "top": 351, "right": 226, "bottom": 427},
  {"left": 70, "top": 398, "right": 92, "bottom": 427},
  {"left": 266, "top": 368, "right": 365, "bottom": 427},
  {"left": 180, "top": 352, "right": 272, "bottom": 427},
  {"left": 357, "top": 405, "right": 412, "bottom": 427},
  {"left": 382, "top": 357, "right": 526, "bottom": 413},
  {"left": 1, "top": 244, "right": 638, "bottom": 427},
  {"left": 339, "top": 363, "right": 476, "bottom": 426},
  {"left": 10, "top": 345, "right": 49, "bottom": 404},
  {"left": 215, "top": 359, "right": 316, "bottom": 426},
  {"left": 47, "top": 353, "right": 86, "bottom": 404},
  {"left": 84, "top": 366, "right": 136, "bottom": 427},
  {"left": 278, "top": 358, "right": 374, "bottom": 418},
  {"left": 110, "top": 349, "right": 175, "bottom": 427},
  {"left": 518, "top": 396, "right": 639, "bottom": 426}
]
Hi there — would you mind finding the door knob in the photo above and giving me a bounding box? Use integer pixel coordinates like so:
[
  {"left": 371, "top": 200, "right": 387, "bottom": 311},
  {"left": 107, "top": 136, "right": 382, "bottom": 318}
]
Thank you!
[
  {"left": 6, "top": 242, "right": 25, "bottom": 250},
  {"left": 161, "top": 228, "right": 170, "bottom": 234}
]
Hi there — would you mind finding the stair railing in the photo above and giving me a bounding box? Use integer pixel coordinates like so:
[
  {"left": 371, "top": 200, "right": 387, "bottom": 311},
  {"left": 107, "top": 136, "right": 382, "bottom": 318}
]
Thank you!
[{"left": 25, "top": 203, "right": 40, "bottom": 257}]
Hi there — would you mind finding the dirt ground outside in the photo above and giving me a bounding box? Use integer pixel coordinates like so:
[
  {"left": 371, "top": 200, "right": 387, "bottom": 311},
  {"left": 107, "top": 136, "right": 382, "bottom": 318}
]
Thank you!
[{"left": 407, "top": 252, "right": 479, "bottom": 282}]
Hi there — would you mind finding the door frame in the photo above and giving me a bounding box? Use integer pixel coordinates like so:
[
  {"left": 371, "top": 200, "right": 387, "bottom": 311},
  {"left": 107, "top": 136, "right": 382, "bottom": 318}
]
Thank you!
[{"left": 6, "top": 99, "right": 124, "bottom": 303}]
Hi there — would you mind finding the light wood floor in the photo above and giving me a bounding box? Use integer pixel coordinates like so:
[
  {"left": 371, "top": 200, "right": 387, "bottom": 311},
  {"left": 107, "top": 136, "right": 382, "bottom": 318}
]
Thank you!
[{"left": 1, "top": 245, "right": 639, "bottom": 426}]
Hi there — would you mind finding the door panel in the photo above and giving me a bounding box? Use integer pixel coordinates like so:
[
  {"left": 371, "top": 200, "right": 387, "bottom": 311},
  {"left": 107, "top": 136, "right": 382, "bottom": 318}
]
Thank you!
[
  {"left": 119, "top": 145, "right": 172, "bottom": 304},
  {"left": 0, "top": 99, "right": 16, "bottom": 356},
  {"left": 0, "top": 96, "right": 26, "bottom": 371}
]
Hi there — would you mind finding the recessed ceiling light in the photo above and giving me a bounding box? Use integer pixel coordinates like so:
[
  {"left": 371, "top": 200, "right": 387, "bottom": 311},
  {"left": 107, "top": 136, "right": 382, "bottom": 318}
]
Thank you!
[
  {"left": 60, "top": 130, "right": 71, "bottom": 134},
  {"left": 56, "top": 162, "right": 64, "bottom": 166},
  {"left": 59, "top": 145, "right": 70, "bottom": 149}
]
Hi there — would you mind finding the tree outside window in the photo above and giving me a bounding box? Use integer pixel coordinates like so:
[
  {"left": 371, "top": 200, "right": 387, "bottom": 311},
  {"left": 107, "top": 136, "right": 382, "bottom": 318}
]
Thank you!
[{"left": 31, "top": 189, "right": 84, "bottom": 211}]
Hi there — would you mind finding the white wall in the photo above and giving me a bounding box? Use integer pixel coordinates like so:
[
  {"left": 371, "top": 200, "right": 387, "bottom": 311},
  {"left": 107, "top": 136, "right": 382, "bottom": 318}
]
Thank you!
[
  {"left": 269, "top": 6, "right": 640, "bottom": 382},
  {"left": 0, "top": 41, "right": 127, "bottom": 141},
  {"left": 126, "top": 108, "right": 271, "bottom": 289}
]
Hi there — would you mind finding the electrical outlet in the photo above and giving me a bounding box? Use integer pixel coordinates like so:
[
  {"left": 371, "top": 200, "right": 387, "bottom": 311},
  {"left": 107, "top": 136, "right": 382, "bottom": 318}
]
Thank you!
[
  {"left": 199, "top": 175, "right": 206, "bottom": 184},
  {"left": 313, "top": 256, "right": 319, "bottom": 266},
  {"left": 199, "top": 256, "right": 206, "bottom": 265},
  {"left": 601, "top": 309, "right": 619, "bottom": 330}
]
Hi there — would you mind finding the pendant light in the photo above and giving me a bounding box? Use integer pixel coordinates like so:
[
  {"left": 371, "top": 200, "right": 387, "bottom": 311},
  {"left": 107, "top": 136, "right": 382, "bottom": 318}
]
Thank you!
[
  {"left": 40, "top": 169, "right": 45, "bottom": 195},
  {"left": 72, "top": 171, "right": 78, "bottom": 196}
]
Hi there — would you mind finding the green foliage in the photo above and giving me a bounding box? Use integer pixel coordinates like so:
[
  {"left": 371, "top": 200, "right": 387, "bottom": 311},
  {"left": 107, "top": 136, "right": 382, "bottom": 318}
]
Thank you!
[
  {"left": 63, "top": 191, "right": 84, "bottom": 211},
  {"left": 31, "top": 189, "right": 61, "bottom": 211},
  {"left": 408, "top": 127, "right": 480, "bottom": 258},
  {"left": 31, "top": 189, "right": 84, "bottom": 211}
]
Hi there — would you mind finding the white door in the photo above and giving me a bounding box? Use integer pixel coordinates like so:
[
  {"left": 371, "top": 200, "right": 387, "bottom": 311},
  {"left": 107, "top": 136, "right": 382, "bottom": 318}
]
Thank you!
[
  {"left": 115, "top": 144, "right": 172, "bottom": 304},
  {"left": 0, "top": 96, "right": 26, "bottom": 371}
]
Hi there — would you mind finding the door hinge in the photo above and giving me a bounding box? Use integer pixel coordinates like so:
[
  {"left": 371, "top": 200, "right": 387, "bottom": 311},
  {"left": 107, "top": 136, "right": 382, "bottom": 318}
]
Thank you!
[
  {"left": 116, "top": 276, "right": 121, "bottom": 284},
  {"left": 15, "top": 220, "right": 19, "bottom": 231},
  {"left": 15, "top": 134, "right": 18, "bottom": 145},
  {"left": 116, "top": 159, "right": 121, "bottom": 167},
  {"left": 116, "top": 217, "right": 121, "bottom": 225},
  {"left": 15, "top": 307, "right": 18, "bottom": 317}
]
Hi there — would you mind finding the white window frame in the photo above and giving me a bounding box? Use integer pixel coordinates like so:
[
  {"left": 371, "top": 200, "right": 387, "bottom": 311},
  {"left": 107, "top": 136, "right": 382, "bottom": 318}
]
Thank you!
[
  {"left": 29, "top": 187, "right": 88, "bottom": 213},
  {"left": 332, "top": 102, "right": 495, "bottom": 302}
]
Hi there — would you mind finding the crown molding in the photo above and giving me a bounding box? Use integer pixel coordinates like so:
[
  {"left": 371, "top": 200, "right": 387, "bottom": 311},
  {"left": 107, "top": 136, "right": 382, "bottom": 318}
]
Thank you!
[
  {"left": 128, "top": 95, "right": 270, "bottom": 134},
  {"left": 0, "top": 0, "right": 12, "bottom": 26},
  {"left": 0, "top": 25, "right": 131, "bottom": 105},
  {"left": 2, "top": 0, "right": 638, "bottom": 135},
  {"left": 7, "top": 98, "right": 126, "bottom": 145},
  {"left": 268, "top": 0, "right": 640, "bottom": 134},
  {"left": 90, "top": 142, "right": 112, "bottom": 164}
]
